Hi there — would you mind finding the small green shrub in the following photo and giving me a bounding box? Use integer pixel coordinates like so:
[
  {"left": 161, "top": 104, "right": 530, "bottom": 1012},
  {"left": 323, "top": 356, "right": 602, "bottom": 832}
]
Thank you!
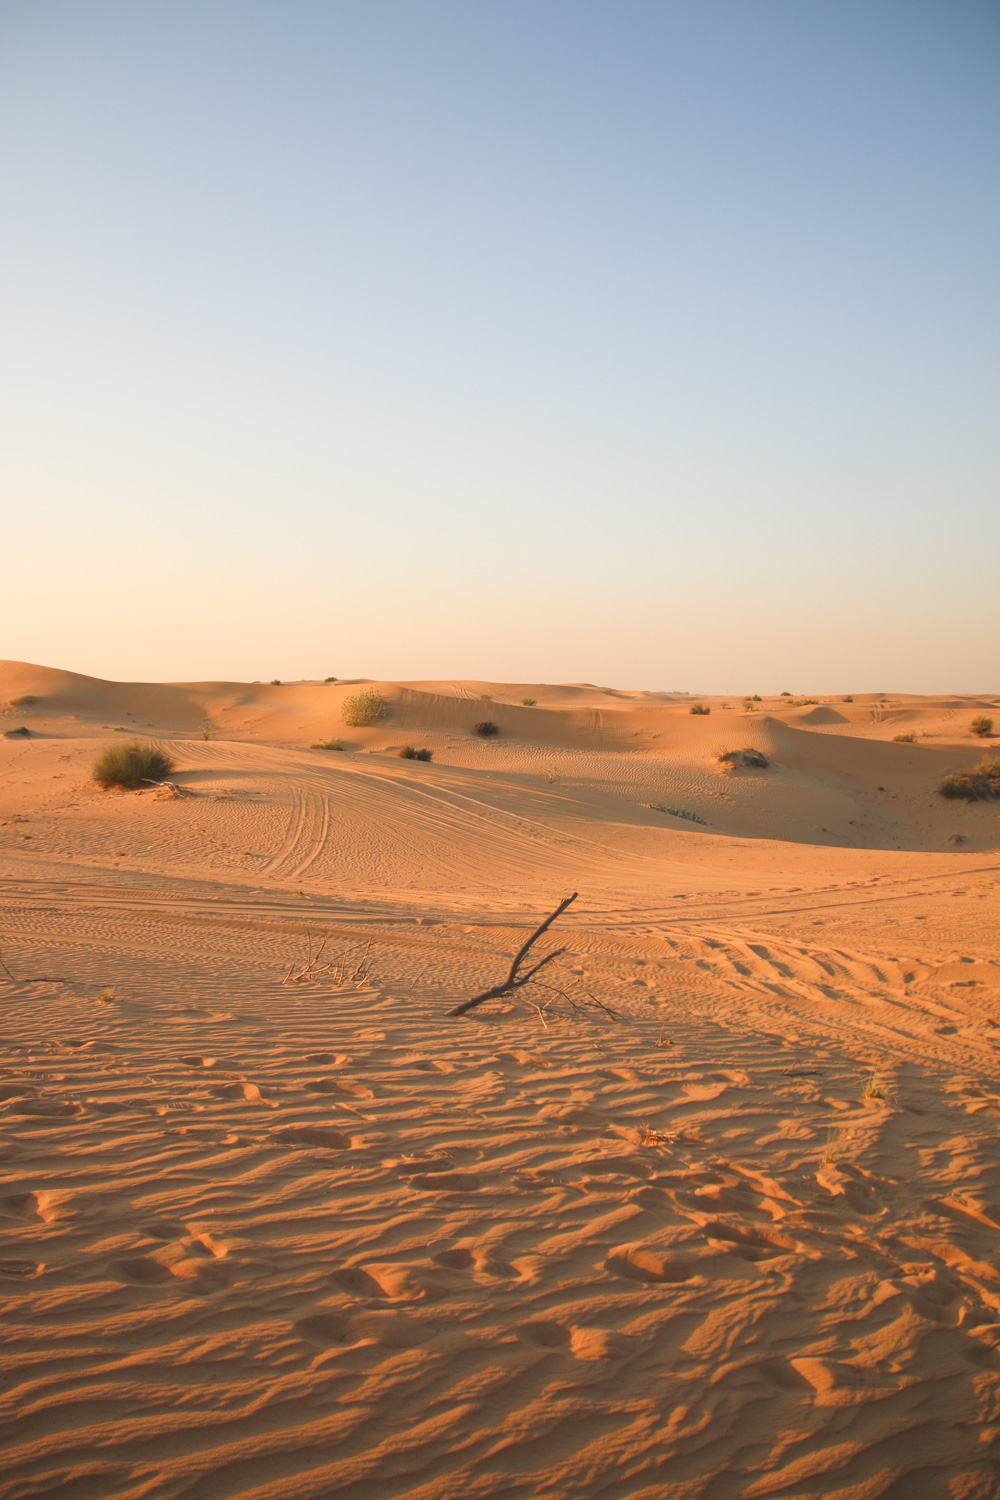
[
  {"left": 473, "top": 721, "right": 499, "bottom": 737},
  {"left": 397, "top": 745, "right": 433, "bottom": 761},
  {"left": 3, "top": 726, "right": 30, "bottom": 738},
  {"left": 414, "top": 747, "right": 432, "bottom": 761},
  {"left": 971, "top": 715, "right": 994, "bottom": 738},
  {"left": 780, "top": 691, "right": 791, "bottom": 697},
  {"left": 324, "top": 676, "right": 337, "bottom": 683},
  {"left": 788, "top": 698, "right": 818, "bottom": 707},
  {"left": 342, "top": 689, "right": 387, "bottom": 727},
  {"left": 93, "top": 741, "right": 174, "bottom": 790},
  {"left": 938, "top": 756, "right": 1000, "bottom": 802},
  {"left": 311, "top": 738, "right": 345, "bottom": 751},
  {"left": 893, "top": 733, "right": 916, "bottom": 743},
  {"left": 689, "top": 703, "right": 710, "bottom": 716},
  {"left": 522, "top": 698, "right": 536, "bottom": 706},
  {"left": 648, "top": 803, "right": 707, "bottom": 825},
  {"left": 270, "top": 679, "right": 281, "bottom": 686}
]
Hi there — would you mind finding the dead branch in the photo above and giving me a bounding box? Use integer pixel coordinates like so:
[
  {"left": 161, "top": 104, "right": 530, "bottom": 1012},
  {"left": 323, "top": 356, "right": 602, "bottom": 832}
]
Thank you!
[
  {"left": 447, "top": 893, "right": 579, "bottom": 1016},
  {"left": 0, "top": 943, "right": 64, "bottom": 985}
]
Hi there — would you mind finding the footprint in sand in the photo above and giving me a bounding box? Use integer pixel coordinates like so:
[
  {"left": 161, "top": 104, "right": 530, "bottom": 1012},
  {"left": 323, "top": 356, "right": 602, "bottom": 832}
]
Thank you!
[
  {"left": 273, "top": 1125, "right": 352, "bottom": 1150},
  {"left": 295, "top": 1308, "right": 426, "bottom": 1349},
  {"left": 179, "top": 1055, "right": 217, "bottom": 1068},
  {"left": 607, "top": 1244, "right": 698, "bottom": 1284},
  {"left": 303, "top": 1053, "right": 349, "bottom": 1066},
  {"left": 407, "top": 1170, "right": 482, "bottom": 1193},
  {"left": 304, "top": 1078, "right": 373, "bottom": 1098},
  {"left": 701, "top": 1220, "right": 805, "bottom": 1261},
  {"left": 0, "top": 1258, "right": 42, "bottom": 1278}
]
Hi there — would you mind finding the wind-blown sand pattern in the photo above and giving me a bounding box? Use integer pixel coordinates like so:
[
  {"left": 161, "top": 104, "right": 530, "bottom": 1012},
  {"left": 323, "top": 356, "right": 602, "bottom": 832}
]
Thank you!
[{"left": 2, "top": 663, "right": 999, "bottom": 1498}]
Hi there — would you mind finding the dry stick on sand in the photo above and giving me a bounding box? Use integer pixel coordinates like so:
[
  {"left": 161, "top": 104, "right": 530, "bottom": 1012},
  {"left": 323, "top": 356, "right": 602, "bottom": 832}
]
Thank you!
[
  {"left": 0, "top": 943, "right": 63, "bottom": 985},
  {"left": 447, "top": 893, "right": 579, "bottom": 1017},
  {"left": 281, "top": 935, "right": 375, "bottom": 988}
]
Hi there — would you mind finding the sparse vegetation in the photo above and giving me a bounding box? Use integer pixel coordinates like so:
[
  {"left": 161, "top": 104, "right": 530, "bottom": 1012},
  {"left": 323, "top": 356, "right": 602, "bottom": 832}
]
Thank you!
[
  {"left": 323, "top": 676, "right": 337, "bottom": 683},
  {"left": 689, "top": 703, "right": 710, "bottom": 716},
  {"left": 842, "top": 696, "right": 853, "bottom": 703},
  {"left": 717, "top": 748, "right": 769, "bottom": 769},
  {"left": 971, "top": 715, "right": 994, "bottom": 738},
  {"left": 198, "top": 720, "right": 214, "bottom": 740},
  {"left": 10, "top": 695, "right": 38, "bottom": 707},
  {"left": 311, "top": 738, "right": 345, "bottom": 751},
  {"left": 96, "top": 987, "right": 117, "bottom": 1004},
  {"left": 862, "top": 1070, "right": 891, "bottom": 1105},
  {"left": 3, "top": 726, "right": 30, "bottom": 738},
  {"left": 342, "top": 689, "right": 387, "bottom": 727},
  {"left": 542, "top": 767, "right": 560, "bottom": 784},
  {"left": 949, "top": 833, "right": 966, "bottom": 845},
  {"left": 787, "top": 698, "right": 818, "bottom": 707},
  {"left": 398, "top": 745, "right": 432, "bottom": 761},
  {"left": 741, "top": 698, "right": 756, "bottom": 712},
  {"left": 473, "top": 721, "right": 499, "bottom": 737},
  {"left": 522, "top": 698, "right": 536, "bottom": 706},
  {"left": 780, "top": 691, "right": 791, "bottom": 697},
  {"left": 938, "top": 755, "right": 1000, "bottom": 802},
  {"left": 477, "top": 693, "right": 492, "bottom": 703},
  {"left": 270, "top": 679, "right": 281, "bottom": 686},
  {"left": 893, "top": 732, "right": 916, "bottom": 743},
  {"left": 92, "top": 741, "right": 174, "bottom": 790},
  {"left": 648, "top": 803, "right": 708, "bottom": 825}
]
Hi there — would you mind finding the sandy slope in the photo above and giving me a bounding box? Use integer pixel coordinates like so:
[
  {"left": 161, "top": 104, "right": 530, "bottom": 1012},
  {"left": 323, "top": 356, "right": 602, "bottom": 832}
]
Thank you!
[{"left": 1, "top": 663, "right": 999, "bottom": 1499}]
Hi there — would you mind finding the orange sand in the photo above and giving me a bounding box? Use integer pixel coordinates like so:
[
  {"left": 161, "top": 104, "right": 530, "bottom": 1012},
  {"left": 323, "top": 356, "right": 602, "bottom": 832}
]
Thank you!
[{"left": 1, "top": 661, "right": 999, "bottom": 1498}]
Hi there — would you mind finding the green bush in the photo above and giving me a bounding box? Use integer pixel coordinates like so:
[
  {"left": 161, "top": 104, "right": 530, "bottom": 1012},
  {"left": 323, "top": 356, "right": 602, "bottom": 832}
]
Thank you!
[
  {"left": 473, "top": 721, "right": 499, "bottom": 737},
  {"left": 522, "top": 698, "right": 536, "bottom": 706},
  {"left": 971, "top": 715, "right": 994, "bottom": 738},
  {"left": 93, "top": 741, "right": 174, "bottom": 790},
  {"left": 311, "top": 739, "right": 345, "bottom": 751},
  {"left": 398, "top": 745, "right": 433, "bottom": 761},
  {"left": 689, "top": 703, "right": 710, "bottom": 716},
  {"left": 324, "top": 676, "right": 337, "bottom": 683},
  {"left": 270, "top": 679, "right": 281, "bottom": 685},
  {"left": 342, "top": 689, "right": 387, "bottom": 727},
  {"left": 938, "top": 756, "right": 1000, "bottom": 802}
]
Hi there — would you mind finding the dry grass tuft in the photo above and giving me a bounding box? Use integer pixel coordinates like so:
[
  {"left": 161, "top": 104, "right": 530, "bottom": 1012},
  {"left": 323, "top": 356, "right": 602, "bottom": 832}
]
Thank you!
[
  {"left": 311, "top": 738, "right": 345, "bottom": 751},
  {"left": 938, "top": 755, "right": 1000, "bottom": 802},
  {"left": 717, "top": 748, "right": 769, "bottom": 769},
  {"left": 342, "top": 689, "right": 387, "bottom": 727},
  {"left": 93, "top": 741, "right": 174, "bottom": 790},
  {"left": 971, "top": 715, "right": 994, "bottom": 738},
  {"left": 893, "top": 732, "right": 916, "bottom": 743},
  {"left": 398, "top": 745, "right": 432, "bottom": 761},
  {"left": 689, "top": 703, "right": 710, "bottom": 716},
  {"left": 473, "top": 721, "right": 499, "bottom": 737}
]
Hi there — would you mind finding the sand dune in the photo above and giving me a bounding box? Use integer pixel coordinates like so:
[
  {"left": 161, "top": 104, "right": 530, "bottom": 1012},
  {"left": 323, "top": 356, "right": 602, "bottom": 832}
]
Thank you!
[{"left": 1, "top": 663, "right": 999, "bottom": 1498}]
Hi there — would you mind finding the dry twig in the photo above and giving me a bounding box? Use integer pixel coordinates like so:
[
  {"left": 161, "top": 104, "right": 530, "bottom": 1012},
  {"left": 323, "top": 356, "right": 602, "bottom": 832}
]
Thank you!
[
  {"left": 281, "top": 934, "right": 376, "bottom": 988},
  {"left": 447, "top": 894, "right": 580, "bottom": 1017}
]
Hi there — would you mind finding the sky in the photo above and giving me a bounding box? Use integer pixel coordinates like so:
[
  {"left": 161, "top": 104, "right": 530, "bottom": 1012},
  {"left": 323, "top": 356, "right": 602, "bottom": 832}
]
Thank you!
[{"left": 1, "top": 0, "right": 997, "bottom": 692}]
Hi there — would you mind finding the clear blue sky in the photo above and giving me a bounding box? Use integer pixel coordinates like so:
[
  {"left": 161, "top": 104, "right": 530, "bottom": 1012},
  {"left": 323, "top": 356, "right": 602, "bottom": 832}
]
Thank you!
[{"left": 2, "top": 0, "right": 997, "bottom": 691}]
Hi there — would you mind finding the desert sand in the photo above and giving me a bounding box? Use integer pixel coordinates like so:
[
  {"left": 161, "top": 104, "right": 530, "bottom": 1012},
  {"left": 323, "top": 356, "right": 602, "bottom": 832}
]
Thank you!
[{"left": 1, "top": 660, "right": 999, "bottom": 1499}]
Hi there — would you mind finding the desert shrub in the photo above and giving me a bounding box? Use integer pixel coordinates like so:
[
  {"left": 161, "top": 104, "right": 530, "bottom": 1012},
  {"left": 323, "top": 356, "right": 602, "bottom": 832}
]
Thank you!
[
  {"left": 93, "top": 740, "right": 174, "bottom": 790},
  {"left": 414, "top": 747, "right": 432, "bottom": 761},
  {"left": 342, "top": 689, "right": 387, "bottom": 726},
  {"left": 543, "top": 767, "right": 560, "bottom": 784},
  {"left": 842, "top": 696, "right": 853, "bottom": 703},
  {"left": 689, "top": 703, "right": 710, "bottom": 716},
  {"left": 10, "top": 695, "right": 38, "bottom": 707},
  {"left": 741, "top": 698, "right": 756, "bottom": 712},
  {"left": 938, "top": 756, "right": 1000, "bottom": 802},
  {"left": 473, "top": 721, "right": 499, "bottom": 737},
  {"left": 971, "top": 715, "right": 994, "bottom": 738},
  {"left": 398, "top": 744, "right": 416, "bottom": 759},
  {"left": 522, "top": 698, "right": 536, "bottom": 706},
  {"left": 199, "top": 720, "right": 214, "bottom": 740},
  {"left": 324, "top": 676, "right": 337, "bottom": 683},
  {"left": 717, "top": 748, "right": 769, "bottom": 769},
  {"left": 648, "top": 803, "right": 707, "bottom": 825},
  {"left": 312, "top": 738, "right": 344, "bottom": 751},
  {"left": 788, "top": 698, "right": 818, "bottom": 707},
  {"left": 270, "top": 679, "right": 281, "bottom": 686},
  {"left": 780, "top": 691, "right": 791, "bottom": 697},
  {"left": 477, "top": 693, "right": 492, "bottom": 703},
  {"left": 3, "top": 726, "right": 30, "bottom": 738},
  {"left": 893, "top": 733, "right": 916, "bottom": 743}
]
